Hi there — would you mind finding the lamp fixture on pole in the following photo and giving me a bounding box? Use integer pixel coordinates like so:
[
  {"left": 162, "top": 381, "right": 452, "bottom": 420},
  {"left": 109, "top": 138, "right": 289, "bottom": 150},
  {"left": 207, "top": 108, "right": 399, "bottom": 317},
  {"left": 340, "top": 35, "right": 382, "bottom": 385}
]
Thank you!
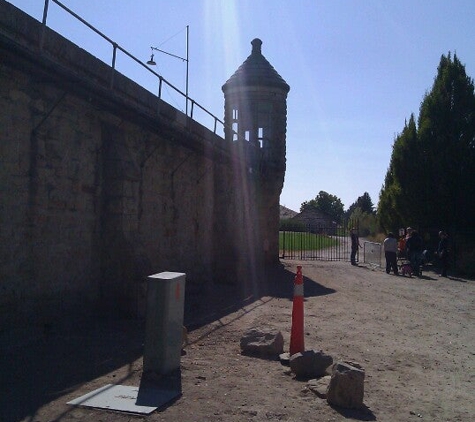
[
  {"left": 146, "top": 54, "right": 156, "bottom": 66},
  {"left": 147, "top": 25, "right": 189, "bottom": 115}
]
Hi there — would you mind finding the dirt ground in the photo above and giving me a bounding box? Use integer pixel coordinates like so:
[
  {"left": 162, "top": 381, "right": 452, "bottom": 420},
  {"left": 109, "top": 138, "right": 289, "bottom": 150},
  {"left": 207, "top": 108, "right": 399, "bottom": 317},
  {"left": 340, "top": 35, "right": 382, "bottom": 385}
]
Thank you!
[{"left": 1, "top": 259, "right": 474, "bottom": 422}]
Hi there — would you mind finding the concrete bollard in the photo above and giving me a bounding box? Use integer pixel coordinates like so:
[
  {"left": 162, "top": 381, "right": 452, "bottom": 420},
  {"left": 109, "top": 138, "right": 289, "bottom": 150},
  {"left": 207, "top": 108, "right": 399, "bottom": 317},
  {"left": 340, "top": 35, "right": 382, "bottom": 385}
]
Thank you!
[{"left": 143, "top": 272, "right": 186, "bottom": 376}]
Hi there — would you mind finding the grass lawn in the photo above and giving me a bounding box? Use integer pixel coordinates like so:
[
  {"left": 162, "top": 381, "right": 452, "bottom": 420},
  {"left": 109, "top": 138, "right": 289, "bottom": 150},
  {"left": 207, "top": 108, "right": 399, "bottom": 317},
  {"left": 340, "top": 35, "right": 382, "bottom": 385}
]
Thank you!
[{"left": 279, "top": 231, "right": 339, "bottom": 251}]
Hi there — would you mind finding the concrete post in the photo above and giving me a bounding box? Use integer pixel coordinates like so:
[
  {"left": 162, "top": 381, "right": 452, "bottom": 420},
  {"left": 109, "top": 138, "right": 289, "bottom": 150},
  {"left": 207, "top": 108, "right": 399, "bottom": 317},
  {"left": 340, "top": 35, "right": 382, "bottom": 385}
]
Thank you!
[{"left": 143, "top": 272, "right": 186, "bottom": 376}]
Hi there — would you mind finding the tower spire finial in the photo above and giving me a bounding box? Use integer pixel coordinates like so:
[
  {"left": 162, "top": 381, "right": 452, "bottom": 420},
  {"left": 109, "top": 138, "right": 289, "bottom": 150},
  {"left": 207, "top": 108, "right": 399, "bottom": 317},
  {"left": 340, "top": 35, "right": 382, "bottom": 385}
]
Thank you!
[{"left": 251, "top": 38, "right": 262, "bottom": 54}]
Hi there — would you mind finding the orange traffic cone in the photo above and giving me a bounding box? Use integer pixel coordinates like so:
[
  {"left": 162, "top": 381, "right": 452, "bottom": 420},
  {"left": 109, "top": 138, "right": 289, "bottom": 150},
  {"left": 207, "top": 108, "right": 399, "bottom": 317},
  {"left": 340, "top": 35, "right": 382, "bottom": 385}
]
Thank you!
[{"left": 289, "top": 265, "right": 305, "bottom": 356}]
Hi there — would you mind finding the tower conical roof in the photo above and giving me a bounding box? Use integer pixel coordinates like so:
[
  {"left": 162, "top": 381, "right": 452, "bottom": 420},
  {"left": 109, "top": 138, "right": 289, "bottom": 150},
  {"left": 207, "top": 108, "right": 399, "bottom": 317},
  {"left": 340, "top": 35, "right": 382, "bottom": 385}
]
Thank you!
[{"left": 222, "top": 39, "right": 290, "bottom": 93}]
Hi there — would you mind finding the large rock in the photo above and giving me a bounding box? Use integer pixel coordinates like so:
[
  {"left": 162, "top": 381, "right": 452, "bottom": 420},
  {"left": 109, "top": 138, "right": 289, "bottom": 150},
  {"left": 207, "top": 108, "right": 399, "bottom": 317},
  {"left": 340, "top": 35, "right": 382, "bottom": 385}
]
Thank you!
[
  {"left": 326, "top": 361, "right": 365, "bottom": 409},
  {"left": 240, "top": 328, "right": 284, "bottom": 357},
  {"left": 289, "top": 350, "right": 333, "bottom": 378}
]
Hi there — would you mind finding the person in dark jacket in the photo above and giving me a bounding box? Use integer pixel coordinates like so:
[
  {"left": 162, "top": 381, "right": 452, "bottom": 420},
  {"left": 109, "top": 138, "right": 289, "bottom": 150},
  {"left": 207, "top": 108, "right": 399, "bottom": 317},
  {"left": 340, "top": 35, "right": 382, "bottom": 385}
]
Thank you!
[
  {"left": 350, "top": 228, "right": 361, "bottom": 266},
  {"left": 405, "top": 229, "right": 423, "bottom": 276},
  {"left": 437, "top": 231, "right": 449, "bottom": 277}
]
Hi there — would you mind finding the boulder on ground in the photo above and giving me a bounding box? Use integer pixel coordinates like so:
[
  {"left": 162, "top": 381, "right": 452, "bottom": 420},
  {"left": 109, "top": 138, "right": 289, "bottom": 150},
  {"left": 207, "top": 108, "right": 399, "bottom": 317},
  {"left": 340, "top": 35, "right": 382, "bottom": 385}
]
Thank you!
[
  {"left": 326, "top": 361, "right": 365, "bottom": 409},
  {"left": 289, "top": 350, "right": 333, "bottom": 378},
  {"left": 240, "top": 328, "right": 284, "bottom": 357}
]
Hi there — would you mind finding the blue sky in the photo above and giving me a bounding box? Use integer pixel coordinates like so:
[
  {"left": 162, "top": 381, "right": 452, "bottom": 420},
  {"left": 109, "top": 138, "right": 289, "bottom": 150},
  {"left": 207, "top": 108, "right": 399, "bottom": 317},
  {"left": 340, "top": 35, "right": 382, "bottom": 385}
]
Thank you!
[{"left": 8, "top": 0, "right": 475, "bottom": 212}]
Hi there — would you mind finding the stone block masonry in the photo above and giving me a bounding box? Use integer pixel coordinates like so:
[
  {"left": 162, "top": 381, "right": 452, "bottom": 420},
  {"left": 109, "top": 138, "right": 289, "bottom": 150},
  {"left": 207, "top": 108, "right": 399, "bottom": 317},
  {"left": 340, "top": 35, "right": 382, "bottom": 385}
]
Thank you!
[{"left": 0, "top": 1, "right": 286, "bottom": 331}]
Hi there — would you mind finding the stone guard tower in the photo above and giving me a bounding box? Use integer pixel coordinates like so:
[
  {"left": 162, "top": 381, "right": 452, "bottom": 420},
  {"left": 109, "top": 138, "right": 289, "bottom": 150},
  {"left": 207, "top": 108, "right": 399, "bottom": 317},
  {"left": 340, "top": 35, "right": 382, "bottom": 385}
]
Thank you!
[{"left": 222, "top": 39, "right": 290, "bottom": 270}]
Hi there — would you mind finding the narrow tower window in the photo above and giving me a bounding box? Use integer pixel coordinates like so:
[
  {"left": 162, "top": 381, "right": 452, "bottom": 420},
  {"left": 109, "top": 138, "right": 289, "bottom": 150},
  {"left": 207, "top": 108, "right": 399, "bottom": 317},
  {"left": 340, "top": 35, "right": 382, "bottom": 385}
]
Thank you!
[
  {"left": 232, "top": 122, "right": 238, "bottom": 141},
  {"left": 258, "top": 127, "right": 264, "bottom": 147}
]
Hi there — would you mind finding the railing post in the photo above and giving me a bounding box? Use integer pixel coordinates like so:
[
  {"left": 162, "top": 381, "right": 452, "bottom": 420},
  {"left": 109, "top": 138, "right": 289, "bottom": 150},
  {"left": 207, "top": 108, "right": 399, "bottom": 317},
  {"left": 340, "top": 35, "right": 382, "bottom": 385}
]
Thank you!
[
  {"left": 110, "top": 43, "right": 117, "bottom": 89},
  {"left": 42, "top": 0, "right": 50, "bottom": 25},
  {"left": 40, "top": 0, "right": 50, "bottom": 50},
  {"left": 282, "top": 231, "right": 286, "bottom": 259},
  {"left": 158, "top": 77, "right": 163, "bottom": 99}
]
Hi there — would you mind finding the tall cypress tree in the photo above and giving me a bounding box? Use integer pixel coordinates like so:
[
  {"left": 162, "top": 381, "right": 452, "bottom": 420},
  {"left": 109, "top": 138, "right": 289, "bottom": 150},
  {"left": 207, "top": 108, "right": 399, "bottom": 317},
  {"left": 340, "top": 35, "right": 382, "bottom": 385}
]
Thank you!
[
  {"left": 379, "top": 115, "right": 420, "bottom": 230},
  {"left": 417, "top": 53, "right": 475, "bottom": 229},
  {"left": 379, "top": 53, "right": 475, "bottom": 232}
]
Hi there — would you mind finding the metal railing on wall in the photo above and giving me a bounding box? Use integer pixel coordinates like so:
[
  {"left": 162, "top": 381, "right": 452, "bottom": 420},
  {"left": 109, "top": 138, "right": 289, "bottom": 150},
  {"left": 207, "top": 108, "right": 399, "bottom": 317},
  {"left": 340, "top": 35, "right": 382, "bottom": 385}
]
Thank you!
[{"left": 40, "top": 0, "right": 226, "bottom": 137}]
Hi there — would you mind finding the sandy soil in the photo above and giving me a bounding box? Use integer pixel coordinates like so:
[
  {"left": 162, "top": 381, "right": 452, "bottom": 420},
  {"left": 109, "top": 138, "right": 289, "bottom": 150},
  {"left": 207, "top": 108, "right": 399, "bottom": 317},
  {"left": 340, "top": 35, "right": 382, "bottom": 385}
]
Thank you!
[{"left": 2, "top": 259, "right": 474, "bottom": 422}]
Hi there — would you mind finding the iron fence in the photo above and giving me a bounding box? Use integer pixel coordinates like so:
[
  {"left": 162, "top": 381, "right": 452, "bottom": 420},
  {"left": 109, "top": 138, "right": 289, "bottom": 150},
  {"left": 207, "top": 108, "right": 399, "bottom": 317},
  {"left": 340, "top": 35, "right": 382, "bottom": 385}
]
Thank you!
[{"left": 279, "top": 221, "right": 359, "bottom": 261}]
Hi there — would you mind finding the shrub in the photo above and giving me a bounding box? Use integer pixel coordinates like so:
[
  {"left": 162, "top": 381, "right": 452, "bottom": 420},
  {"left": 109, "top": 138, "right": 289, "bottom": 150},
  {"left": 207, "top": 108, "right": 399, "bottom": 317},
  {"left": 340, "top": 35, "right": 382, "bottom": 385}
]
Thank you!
[{"left": 279, "top": 219, "right": 306, "bottom": 232}]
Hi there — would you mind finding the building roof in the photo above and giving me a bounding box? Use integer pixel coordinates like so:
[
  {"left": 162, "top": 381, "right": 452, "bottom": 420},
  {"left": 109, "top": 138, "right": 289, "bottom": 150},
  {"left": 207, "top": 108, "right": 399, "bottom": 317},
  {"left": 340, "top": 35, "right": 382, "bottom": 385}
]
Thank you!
[
  {"left": 222, "top": 38, "right": 290, "bottom": 93},
  {"left": 292, "top": 208, "right": 336, "bottom": 226},
  {"left": 280, "top": 205, "right": 298, "bottom": 220}
]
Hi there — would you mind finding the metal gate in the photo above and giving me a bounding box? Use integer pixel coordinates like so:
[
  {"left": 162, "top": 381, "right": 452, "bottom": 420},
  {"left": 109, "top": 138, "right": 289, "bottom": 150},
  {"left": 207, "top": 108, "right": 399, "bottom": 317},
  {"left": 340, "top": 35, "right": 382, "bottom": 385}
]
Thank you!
[{"left": 279, "top": 220, "right": 359, "bottom": 261}]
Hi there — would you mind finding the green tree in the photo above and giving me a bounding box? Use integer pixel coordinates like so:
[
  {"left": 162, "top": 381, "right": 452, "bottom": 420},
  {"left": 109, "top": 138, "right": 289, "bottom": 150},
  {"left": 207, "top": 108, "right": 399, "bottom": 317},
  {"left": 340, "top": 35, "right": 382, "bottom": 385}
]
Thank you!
[
  {"left": 346, "top": 192, "right": 375, "bottom": 217},
  {"left": 346, "top": 192, "right": 377, "bottom": 236},
  {"left": 300, "top": 190, "right": 344, "bottom": 223},
  {"left": 348, "top": 206, "right": 378, "bottom": 237},
  {"left": 378, "top": 53, "right": 475, "bottom": 232},
  {"left": 417, "top": 53, "right": 475, "bottom": 229},
  {"left": 378, "top": 115, "right": 421, "bottom": 230}
]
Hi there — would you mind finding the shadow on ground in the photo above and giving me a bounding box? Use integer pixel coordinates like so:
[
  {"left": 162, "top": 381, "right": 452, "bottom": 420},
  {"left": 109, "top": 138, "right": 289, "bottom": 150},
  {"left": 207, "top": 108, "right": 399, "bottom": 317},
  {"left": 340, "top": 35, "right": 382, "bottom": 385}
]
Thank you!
[
  {"left": 330, "top": 404, "right": 377, "bottom": 421},
  {"left": 0, "top": 319, "right": 145, "bottom": 422},
  {"left": 184, "top": 262, "right": 336, "bottom": 330}
]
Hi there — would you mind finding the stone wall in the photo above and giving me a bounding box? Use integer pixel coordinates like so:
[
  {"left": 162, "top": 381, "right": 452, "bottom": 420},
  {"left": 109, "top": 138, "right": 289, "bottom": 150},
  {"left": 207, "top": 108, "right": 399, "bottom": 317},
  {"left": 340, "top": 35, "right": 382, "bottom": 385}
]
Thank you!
[{"left": 0, "top": 1, "right": 284, "bottom": 331}]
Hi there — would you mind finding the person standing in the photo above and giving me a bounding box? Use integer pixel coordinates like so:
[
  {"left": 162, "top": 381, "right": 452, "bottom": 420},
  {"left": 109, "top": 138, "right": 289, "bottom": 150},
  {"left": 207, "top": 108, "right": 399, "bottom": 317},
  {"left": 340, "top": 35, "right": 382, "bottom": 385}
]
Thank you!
[
  {"left": 383, "top": 232, "right": 399, "bottom": 275},
  {"left": 406, "top": 229, "right": 423, "bottom": 276},
  {"left": 437, "top": 231, "right": 449, "bottom": 277},
  {"left": 397, "top": 234, "right": 406, "bottom": 259},
  {"left": 350, "top": 227, "right": 361, "bottom": 266}
]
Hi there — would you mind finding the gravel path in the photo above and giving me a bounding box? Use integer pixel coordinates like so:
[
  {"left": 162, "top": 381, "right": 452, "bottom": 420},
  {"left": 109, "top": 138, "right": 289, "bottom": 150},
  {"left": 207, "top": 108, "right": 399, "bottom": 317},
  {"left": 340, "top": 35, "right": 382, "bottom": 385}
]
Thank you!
[{"left": 2, "top": 260, "right": 473, "bottom": 421}]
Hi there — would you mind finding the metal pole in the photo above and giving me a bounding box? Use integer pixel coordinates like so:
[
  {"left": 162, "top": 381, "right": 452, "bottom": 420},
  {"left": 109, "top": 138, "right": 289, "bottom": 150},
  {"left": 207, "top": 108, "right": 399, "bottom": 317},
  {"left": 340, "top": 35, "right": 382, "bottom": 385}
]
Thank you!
[
  {"left": 42, "top": 0, "right": 50, "bottom": 24},
  {"left": 40, "top": 0, "right": 50, "bottom": 50},
  {"left": 110, "top": 43, "right": 117, "bottom": 89},
  {"left": 185, "top": 25, "right": 189, "bottom": 116}
]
